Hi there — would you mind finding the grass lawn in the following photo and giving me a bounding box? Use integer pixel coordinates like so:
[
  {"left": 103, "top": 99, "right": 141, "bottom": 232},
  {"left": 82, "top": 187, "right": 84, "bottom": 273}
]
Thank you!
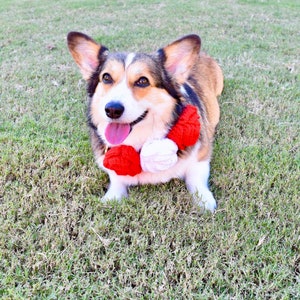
[{"left": 1, "top": 0, "right": 299, "bottom": 298}]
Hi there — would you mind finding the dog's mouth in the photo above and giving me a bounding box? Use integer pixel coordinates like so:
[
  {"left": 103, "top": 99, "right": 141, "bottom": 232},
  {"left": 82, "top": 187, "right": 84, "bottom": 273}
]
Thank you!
[{"left": 104, "top": 110, "right": 148, "bottom": 145}]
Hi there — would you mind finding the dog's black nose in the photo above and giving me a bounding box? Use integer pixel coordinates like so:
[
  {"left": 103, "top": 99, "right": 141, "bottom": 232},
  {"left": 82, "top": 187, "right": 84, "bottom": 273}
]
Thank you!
[{"left": 105, "top": 102, "right": 124, "bottom": 119}]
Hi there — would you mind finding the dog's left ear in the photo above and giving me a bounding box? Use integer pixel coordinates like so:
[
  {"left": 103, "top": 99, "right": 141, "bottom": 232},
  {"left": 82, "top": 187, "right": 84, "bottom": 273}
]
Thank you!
[
  {"left": 67, "top": 32, "right": 108, "bottom": 80},
  {"left": 160, "top": 34, "right": 201, "bottom": 83}
]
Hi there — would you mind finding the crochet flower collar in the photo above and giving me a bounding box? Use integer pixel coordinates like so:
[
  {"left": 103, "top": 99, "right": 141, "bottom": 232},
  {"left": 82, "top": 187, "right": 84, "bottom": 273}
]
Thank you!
[{"left": 103, "top": 104, "right": 200, "bottom": 176}]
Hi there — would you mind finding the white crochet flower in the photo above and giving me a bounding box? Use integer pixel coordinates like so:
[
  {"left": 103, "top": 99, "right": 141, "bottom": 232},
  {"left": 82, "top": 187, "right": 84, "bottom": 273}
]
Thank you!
[{"left": 140, "top": 138, "right": 178, "bottom": 173}]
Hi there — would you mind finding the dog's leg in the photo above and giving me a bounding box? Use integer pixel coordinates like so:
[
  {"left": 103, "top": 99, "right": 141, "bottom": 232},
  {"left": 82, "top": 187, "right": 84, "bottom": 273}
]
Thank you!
[
  {"left": 102, "top": 173, "right": 128, "bottom": 201},
  {"left": 184, "top": 160, "right": 217, "bottom": 212}
]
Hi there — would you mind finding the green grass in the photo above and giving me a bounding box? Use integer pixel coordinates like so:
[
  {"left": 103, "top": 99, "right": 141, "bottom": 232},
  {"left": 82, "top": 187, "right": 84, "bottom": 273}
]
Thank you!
[{"left": 1, "top": 0, "right": 299, "bottom": 298}]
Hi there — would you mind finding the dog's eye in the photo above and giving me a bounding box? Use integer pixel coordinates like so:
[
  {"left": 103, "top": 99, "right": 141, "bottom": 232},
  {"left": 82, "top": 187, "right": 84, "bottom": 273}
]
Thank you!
[
  {"left": 102, "top": 73, "right": 113, "bottom": 84},
  {"left": 135, "top": 76, "right": 150, "bottom": 88}
]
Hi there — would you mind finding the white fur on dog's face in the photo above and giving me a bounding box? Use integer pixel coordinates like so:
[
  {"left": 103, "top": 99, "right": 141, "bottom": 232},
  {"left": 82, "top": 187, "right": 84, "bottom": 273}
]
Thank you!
[{"left": 89, "top": 52, "right": 177, "bottom": 150}]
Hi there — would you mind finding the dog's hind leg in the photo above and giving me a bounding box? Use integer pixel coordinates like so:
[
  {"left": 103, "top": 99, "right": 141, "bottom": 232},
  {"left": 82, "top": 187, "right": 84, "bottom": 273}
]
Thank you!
[{"left": 184, "top": 160, "right": 217, "bottom": 212}]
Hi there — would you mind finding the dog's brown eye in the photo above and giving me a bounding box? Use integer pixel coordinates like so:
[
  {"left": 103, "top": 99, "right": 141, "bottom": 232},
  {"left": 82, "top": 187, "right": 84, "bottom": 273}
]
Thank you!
[
  {"left": 135, "top": 76, "right": 150, "bottom": 88},
  {"left": 102, "top": 73, "right": 113, "bottom": 84}
]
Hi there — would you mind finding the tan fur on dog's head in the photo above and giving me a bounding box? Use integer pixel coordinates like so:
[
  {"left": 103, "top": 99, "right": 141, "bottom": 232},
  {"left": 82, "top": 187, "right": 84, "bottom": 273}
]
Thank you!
[{"left": 67, "top": 32, "right": 203, "bottom": 152}]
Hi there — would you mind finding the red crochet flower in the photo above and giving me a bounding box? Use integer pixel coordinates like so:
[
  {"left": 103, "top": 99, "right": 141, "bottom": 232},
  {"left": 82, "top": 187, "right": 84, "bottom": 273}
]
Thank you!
[
  {"left": 103, "top": 105, "right": 200, "bottom": 176},
  {"left": 103, "top": 145, "right": 142, "bottom": 176},
  {"left": 167, "top": 105, "right": 201, "bottom": 150}
]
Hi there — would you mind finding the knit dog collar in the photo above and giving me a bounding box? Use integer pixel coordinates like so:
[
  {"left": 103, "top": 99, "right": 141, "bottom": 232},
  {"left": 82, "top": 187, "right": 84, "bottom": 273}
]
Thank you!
[{"left": 103, "top": 104, "right": 200, "bottom": 176}]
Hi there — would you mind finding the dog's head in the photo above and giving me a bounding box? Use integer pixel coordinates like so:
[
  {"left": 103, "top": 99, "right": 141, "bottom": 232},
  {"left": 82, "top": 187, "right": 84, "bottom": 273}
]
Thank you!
[{"left": 67, "top": 32, "right": 201, "bottom": 150}]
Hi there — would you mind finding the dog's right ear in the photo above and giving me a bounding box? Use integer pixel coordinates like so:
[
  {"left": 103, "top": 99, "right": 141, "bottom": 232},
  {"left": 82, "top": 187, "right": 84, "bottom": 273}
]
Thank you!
[
  {"left": 67, "top": 32, "right": 108, "bottom": 80},
  {"left": 159, "top": 34, "right": 201, "bottom": 84}
]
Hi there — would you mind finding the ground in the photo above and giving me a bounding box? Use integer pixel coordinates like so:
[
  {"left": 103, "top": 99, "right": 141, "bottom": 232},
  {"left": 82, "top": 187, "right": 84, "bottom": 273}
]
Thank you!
[{"left": 0, "top": 0, "right": 299, "bottom": 298}]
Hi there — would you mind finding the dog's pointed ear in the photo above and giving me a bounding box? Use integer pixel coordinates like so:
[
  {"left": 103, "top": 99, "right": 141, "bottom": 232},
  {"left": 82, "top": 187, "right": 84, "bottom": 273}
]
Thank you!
[
  {"left": 67, "top": 32, "right": 108, "bottom": 80},
  {"left": 159, "top": 34, "right": 201, "bottom": 83}
]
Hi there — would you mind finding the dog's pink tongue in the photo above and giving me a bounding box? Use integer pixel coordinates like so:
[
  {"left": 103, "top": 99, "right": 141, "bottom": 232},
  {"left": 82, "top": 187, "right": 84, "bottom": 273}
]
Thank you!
[{"left": 105, "top": 123, "right": 131, "bottom": 145}]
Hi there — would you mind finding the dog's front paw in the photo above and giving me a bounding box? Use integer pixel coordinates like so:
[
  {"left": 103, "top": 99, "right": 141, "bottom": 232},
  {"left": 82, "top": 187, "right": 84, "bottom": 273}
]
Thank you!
[
  {"left": 192, "top": 189, "right": 217, "bottom": 213},
  {"left": 101, "top": 184, "right": 128, "bottom": 202},
  {"left": 140, "top": 138, "right": 178, "bottom": 173}
]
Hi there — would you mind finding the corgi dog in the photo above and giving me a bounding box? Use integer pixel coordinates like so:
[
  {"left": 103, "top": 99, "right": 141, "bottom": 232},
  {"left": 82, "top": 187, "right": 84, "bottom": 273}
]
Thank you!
[{"left": 67, "top": 32, "right": 223, "bottom": 212}]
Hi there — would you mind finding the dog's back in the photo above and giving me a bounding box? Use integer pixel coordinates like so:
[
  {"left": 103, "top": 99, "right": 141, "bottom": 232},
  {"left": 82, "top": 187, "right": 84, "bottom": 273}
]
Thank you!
[{"left": 193, "top": 52, "right": 223, "bottom": 160}]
